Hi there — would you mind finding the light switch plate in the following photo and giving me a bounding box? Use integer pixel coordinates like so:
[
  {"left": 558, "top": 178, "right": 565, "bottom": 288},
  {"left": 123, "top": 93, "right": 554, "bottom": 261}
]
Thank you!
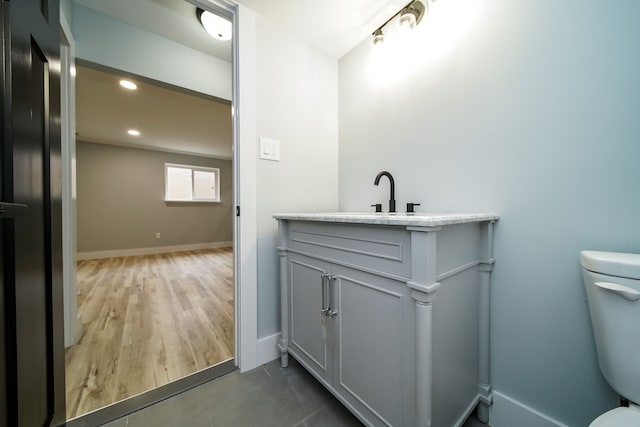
[{"left": 259, "top": 137, "right": 280, "bottom": 161}]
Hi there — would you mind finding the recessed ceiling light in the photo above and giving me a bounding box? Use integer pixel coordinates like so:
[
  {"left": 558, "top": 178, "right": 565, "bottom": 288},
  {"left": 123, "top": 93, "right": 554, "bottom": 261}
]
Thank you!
[
  {"left": 127, "top": 129, "right": 140, "bottom": 136},
  {"left": 196, "top": 8, "right": 232, "bottom": 41},
  {"left": 120, "top": 79, "right": 137, "bottom": 90}
]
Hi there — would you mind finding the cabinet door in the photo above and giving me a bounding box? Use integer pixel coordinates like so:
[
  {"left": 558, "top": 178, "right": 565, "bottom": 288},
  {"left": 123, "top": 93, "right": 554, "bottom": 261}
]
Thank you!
[
  {"left": 288, "top": 254, "right": 334, "bottom": 386},
  {"left": 332, "top": 266, "right": 414, "bottom": 427}
]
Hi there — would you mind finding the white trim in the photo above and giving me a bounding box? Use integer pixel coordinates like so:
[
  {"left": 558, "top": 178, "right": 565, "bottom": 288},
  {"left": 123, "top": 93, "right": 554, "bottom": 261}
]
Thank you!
[
  {"left": 60, "top": 9, "right": 80, "bottom": 348},
  {"left": 77, "top": 241, "right": 232, "bottom": 260},
  {"left": 184, "top": 0, "right": 260, "bottom": 376},
  {"left": 490, "top": 390, "right": 569, "bottom": 427},
  {"left": 235, "top": 4, "right": 259, "bottom": 373},
  {"left": 256, "top": 332, "right": 281, "bottom": 366}
]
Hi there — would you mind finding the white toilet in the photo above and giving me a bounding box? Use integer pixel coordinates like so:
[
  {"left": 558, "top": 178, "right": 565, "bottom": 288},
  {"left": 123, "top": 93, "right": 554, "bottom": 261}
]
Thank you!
[{"left": 581, "top": 250, "right": 640, "bottom": 426}]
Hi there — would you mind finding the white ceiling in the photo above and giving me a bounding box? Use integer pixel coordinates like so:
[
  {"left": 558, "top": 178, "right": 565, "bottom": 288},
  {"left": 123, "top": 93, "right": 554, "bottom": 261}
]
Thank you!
[{"left": 234, "top": 0, "right": 409, "bottom": 59}]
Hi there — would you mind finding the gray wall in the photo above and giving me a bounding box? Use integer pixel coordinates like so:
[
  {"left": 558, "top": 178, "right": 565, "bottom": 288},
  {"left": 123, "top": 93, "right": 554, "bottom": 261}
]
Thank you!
[
  {"left": 255, "top": 16, "right": 339, "bottom": 337},
  {"left": 338, "top": 0, "right": 640, "bottom": 425},
  {"left": 76, "top": 141, "right": 232, "bottom": 253}
]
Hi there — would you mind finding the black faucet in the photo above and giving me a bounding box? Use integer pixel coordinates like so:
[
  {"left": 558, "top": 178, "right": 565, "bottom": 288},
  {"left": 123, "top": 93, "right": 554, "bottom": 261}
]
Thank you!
[{"left": 374, "top": 171, "right": 396, "bottom": 213}]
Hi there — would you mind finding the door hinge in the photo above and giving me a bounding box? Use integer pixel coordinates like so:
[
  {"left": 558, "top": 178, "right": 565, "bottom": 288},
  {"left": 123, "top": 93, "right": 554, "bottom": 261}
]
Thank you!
[{"left": 236, "top": 206, "right": 240, "bottom": 217}]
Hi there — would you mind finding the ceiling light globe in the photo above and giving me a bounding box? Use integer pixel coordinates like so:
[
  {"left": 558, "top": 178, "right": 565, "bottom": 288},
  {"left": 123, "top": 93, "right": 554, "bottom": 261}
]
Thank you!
[{"left": 197, "top": 9, "right": 232, "bottom": 41}]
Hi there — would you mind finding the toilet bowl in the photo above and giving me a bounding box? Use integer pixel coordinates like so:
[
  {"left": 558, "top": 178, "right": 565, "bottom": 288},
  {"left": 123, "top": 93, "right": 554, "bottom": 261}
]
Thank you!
[
  {"left": 589, "top": 404, "right": 640, "bottom": 427},
  {"left": 581, "top": 250, "right": 640, "bottom": 427}
]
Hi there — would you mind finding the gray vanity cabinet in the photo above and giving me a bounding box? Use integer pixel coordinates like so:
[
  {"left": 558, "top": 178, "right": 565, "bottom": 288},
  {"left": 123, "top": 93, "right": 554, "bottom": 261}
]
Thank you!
[
  {"left": 287, "top": 253, "right": 334, "bottom": 386},
  {"left": 331, "top": 265, "right": 414, "bottom": 426},
  {"left": 288, "top": 252, "right": 413, "bottom": 426},
  {"left": 275, "top": 213, "right": 498, "bottom": 427}
]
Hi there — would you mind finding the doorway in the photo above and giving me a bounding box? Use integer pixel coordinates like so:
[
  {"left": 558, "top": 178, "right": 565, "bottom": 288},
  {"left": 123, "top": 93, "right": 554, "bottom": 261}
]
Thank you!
[{"left": 61, "top": 0, "right": 237, "bottom": 424}]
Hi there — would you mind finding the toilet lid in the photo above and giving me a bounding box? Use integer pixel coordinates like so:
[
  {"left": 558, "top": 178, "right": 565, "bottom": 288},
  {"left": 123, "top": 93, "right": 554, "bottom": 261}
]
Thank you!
[{"left": 590, "top": 407, "right": 640, "bottom": 427}]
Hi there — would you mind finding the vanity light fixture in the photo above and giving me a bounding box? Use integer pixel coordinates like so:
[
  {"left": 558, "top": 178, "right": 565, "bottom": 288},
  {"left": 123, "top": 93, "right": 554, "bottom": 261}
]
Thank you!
[
  {"left": 119, "top": 79, "right": 137, "bottom": 90},
  {"left": 372, "top": 0, "right": 427, "bottom": 45},
  {"left": 398, "top": 1, "right": 426, "bottom": 30},
  {"left": 372, "top": 29, "right": 385, "bottom": 45},
  {"left": 196, "top": 8, "right": 232, "bottom": 41}
]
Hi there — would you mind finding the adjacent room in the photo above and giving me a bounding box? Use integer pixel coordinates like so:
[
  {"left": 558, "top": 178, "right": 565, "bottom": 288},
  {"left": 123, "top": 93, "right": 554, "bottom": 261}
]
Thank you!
[{"left": 61, "top": 1, "right": 235, "bottom": 417}]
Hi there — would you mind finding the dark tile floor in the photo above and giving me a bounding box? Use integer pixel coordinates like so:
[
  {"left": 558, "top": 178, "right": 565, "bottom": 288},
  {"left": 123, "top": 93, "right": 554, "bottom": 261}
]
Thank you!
[{"left": 103, "top": 358, "right": 488, "bottom": 427}]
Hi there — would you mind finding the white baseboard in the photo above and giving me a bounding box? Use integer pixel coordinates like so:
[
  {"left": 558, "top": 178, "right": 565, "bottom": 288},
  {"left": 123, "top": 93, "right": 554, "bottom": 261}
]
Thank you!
[
  {"left": 77, "top": 241, "right": 233, "bottom": 260},
  {"left": 64, "top": 312, "right": 83, "bottom": 349},
  {"left": 256, "top": 332, "right": 281, "bottom": 366},
  {"left": 490, "top": 390, "right": 568, "bottom": 427}
]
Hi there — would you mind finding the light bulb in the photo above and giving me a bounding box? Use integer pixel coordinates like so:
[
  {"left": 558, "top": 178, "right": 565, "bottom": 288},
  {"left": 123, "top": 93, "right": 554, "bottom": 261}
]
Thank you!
[
  {"left": 119, "top": 80, "right": 137, "bottom": 90},
  {"left": 372, "top": 29, "right": 385, "bottom": 46},
  {"left": 398, "top": 8, "right": 418, "bottom": 30}
]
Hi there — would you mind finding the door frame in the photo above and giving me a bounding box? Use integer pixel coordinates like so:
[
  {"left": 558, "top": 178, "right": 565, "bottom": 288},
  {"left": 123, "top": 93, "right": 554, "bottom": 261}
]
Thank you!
[
  {"left": 185, "top": 0, "right": 260, "bottom": 374},
  {"left": 60, "top": 0, "right": 260, "bottom": 424},
  {"left": 60, "top": 4, "right": 81, "bottom": 349}
]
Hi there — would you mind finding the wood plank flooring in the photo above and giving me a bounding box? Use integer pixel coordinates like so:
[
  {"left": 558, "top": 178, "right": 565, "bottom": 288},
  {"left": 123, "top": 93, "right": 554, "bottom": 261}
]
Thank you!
[{"left": 65, "top": 248, "right": 234, "bottom": 419}]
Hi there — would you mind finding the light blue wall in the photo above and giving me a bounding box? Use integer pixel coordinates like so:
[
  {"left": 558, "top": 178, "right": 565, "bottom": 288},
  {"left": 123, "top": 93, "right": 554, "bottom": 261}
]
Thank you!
[
  {"left": 338, "top": 0, "right": 640, "bottom": 424},
  {"left": 61, "top": 0, "right": 73, "bottom": 28},
  {"left": 72, "top": 4, "right": 231, "bottom": 100}
]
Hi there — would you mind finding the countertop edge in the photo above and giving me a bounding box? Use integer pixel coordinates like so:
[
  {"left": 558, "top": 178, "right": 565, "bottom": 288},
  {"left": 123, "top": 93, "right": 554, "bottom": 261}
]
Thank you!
[{"left": 273, "top": 212, "right": 499, "bottom": 227}]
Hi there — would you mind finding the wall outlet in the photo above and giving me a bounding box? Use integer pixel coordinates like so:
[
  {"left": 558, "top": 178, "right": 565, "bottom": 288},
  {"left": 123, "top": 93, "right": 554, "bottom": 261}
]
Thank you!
[{"left": 155, "top": 233, "right": 161, "bottom": 239}]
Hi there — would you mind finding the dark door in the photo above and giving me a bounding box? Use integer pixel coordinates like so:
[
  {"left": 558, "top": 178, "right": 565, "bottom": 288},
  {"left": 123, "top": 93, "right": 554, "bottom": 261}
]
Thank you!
[{"left": 1, "top": 0, "right": 65, "bottom": 426}]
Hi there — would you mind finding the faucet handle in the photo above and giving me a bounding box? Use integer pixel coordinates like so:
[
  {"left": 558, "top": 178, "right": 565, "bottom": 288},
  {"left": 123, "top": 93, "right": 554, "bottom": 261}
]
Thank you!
[
  {"left": 371, "top": 203, "right": 382, "bottom": 213},
  {"left": 406, "top": 203, "right": 421, "bottom": 213}
]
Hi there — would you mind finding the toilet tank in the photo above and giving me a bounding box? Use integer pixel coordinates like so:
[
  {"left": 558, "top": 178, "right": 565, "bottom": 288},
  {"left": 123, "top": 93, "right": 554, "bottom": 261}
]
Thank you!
[{"left": 581, "top": 250, "right": 640, "bottom": 404}]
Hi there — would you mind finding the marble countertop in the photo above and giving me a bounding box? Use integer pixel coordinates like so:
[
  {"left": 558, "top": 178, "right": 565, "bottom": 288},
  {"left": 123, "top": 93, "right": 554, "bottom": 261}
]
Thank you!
[{"left": 273, "top": 212, "right": 499, "bottom": 227}]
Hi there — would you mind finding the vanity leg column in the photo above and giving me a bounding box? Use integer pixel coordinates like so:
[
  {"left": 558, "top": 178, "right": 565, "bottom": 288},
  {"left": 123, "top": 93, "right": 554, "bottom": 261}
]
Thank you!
[
  {"left": 277, "top": 223, "right": 289, "bottom": 368},
  {"left": 415, "top": 296, "right": 434, "bottom": 427},
  {"left": 408, "top": 226, "right": 440, "bottom": 427},
  {"left": 477, "top": 262, "right": 494, "bottom": 422},
  {"left": 277, "top": 246, "right": 289, "bottom": 367},
  {"left": 477, "top": 221, "right": 495, "bottom": 423}
]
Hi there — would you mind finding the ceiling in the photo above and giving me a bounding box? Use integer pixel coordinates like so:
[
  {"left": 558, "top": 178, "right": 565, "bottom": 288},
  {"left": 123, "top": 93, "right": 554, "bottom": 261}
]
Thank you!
[
  {"left": 75, "top": 0, "right": 409, "bottom": 61},
  {"left": 76, "top": 65, "right": 233, "bottom": 159},
  {"left": 234, "top": 0, "right": 409, "bottom": 59},
  {"left": 74, "top": 0, "right": 232, "bottom": 61},
  {"left": 73, "top": 0, "right": 232, "bottom": 158},
  {"left": 73, "top": 0, "right": 400, "bottom": 158}
]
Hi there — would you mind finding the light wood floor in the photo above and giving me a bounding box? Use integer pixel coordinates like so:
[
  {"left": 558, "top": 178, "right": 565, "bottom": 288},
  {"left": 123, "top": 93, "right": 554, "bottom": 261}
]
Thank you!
[{"left": 65, "top": 248, "right": 234, "bottom": 419}]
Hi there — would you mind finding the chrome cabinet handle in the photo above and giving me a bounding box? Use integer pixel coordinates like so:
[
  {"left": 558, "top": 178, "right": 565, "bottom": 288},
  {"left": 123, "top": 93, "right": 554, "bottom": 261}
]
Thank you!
[
  {"left": 327, "top": 274, "right": 338, "bottom": 318},
  {"left": 321, "top": 273, "right": 330, "bottom": 315},
  {"left": 595, "top": 281, "right": 640, "bottom": 301}
]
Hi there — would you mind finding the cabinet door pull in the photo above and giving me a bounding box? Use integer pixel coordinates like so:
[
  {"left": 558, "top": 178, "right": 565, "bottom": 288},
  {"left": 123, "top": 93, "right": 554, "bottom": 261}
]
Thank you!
[
  {"left": 321, "top": 273, "right": 330, "bottom": 315},
  {"left": 327, "top": 275, "right": 338, "bottom": 318}
]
